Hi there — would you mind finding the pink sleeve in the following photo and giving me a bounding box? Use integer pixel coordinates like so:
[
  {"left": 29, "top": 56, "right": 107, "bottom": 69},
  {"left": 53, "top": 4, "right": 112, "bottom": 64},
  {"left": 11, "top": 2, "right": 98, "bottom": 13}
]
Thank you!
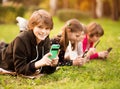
[{"left": 90, "top": 53, "right": 99, "bottom": 60}]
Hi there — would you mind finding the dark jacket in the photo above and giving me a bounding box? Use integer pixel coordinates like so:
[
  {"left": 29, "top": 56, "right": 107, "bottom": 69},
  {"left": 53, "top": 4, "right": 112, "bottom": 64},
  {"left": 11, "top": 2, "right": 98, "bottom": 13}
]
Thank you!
[{"left": 0, "top": 30, "right": 56, "bottom": 75}]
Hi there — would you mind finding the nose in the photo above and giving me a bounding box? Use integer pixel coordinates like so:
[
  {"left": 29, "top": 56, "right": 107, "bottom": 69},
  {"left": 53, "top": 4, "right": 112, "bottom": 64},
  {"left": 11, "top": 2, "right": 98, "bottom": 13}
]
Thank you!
[
  {"left": 41, "top": 28, "right": 46, "bottom": 34},
  {"left": 76, "top": 36, "right": 81, "bottom": 42}
]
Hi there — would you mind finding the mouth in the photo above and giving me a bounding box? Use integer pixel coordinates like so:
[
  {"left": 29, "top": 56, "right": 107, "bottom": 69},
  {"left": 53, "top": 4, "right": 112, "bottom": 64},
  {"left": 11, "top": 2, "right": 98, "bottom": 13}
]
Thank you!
[
  {"left": 38, "top": 33, "right": 47, "bottom": 38},
  {"left": 38, "top": 33, "right": 44, "bottom": 36},
  {"left": 38, "top": 32, "right": 42, "bottom": 35}
]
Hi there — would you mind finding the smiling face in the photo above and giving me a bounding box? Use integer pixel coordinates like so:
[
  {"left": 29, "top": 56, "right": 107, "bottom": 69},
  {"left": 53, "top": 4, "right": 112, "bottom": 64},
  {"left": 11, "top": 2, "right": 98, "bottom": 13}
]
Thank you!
[
  {"left": 68, "top": 31, "right": 82, "bottom": 44},
  {"left": 27, "top": 10, "right": 53, "bottom": 44},
  {"left": 33, "top": 25, "right": 50, "bottom": 43}
]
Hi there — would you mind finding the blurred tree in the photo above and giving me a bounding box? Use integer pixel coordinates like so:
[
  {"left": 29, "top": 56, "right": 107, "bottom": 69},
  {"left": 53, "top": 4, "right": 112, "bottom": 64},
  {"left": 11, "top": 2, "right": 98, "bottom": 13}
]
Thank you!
[
  {"left": 8, "top": 0, "right": 41, "bottom": 6},
  {"left": 39, "top": 0, "right": 49, "bottom": 10},
  {"left": 91, "top": 0, "right": 97, "bottom": 18},
  {"left": 103, "top": 0, "right": 111, "bottom": 17},
  {"left": 79, "top": 0, "right": 92, "bottom": 12},
  {"left": 63, "top": 0, "right": 69, "bottom": 8},
  {"left": 76, "top": 0, "right": 81, "bottom": 10},
  {"left": 96, "top": 0, "right": 103, "bottom": 18},
  {"left": 69, "top": 0, "right": 77, "bottom": 9},
  {"left": 111, "top": 0, "right": 119, "bottom": 21},
  {"left": 0, "top": 0, "right": 2, "bottom": 4},
  {"left": 50, "top": 0, "right": 58, "bottom": 16},
  {"left": 1, "top": 0, "right": 8, "bottom": 5},
  {"left": 91, "top": 0, "right": 103, "bottom": 18}
]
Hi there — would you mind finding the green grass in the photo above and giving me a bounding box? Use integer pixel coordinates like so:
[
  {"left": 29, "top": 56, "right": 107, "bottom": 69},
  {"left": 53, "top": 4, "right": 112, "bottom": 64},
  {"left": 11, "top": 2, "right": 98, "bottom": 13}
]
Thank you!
[
  {"left": 0, "top": 24, "right": 19, "bottom": 43},
  {"left": 0, "top": 17, "right": 120, "bottom": 89}
]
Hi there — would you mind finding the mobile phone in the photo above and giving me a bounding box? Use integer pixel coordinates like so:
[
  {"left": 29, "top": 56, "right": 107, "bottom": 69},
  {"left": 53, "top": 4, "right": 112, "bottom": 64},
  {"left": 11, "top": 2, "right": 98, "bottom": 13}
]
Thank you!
[
  {"left": 94, "top": 40, "right": 100, "bottom": 48},
  {"left": 82, "top": 50, "right": 88, "bottom": 58},
  {"left": 107, "top": 47, "right": 112, "bottom": 53},
  {"left": 49, "top": 44, "right": 60, "bottom": 59}
]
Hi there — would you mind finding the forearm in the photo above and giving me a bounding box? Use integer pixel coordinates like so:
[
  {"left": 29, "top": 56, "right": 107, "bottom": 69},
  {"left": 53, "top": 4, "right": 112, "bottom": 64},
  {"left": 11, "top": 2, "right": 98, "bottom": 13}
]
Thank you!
[
  {"left": 34, "top": 59, "right": 45, "bottom": 69},
  {"left": 14, "top": 61, "right": 37, "bottom": 75},
  {"left": 90, "top": 53, "right": 99, "bottom": 60}
]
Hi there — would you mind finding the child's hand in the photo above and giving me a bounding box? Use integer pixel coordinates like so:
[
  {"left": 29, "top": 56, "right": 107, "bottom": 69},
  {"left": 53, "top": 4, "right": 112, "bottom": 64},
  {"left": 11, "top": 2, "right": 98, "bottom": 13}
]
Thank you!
[
  {"left": 98, "top": 51, "right": 108, "bottom": 59},
  {"left": 51, "top": 56, "right": 59, "bottom": 67},
  {"left": 73, "top": 57, "right": 85, "bottom": 66},
  {"left": 35, "top": 53, "right": 52, "bottom": 69},
  {"left": 86, "top": 48, "right": 96, "bottom": 57}
]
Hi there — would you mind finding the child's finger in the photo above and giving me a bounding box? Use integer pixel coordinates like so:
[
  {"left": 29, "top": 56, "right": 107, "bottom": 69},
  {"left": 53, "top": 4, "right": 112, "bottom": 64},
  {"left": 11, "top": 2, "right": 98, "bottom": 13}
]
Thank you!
[{"left": 45, "top": 52, "right": 52, "bottom": 57}]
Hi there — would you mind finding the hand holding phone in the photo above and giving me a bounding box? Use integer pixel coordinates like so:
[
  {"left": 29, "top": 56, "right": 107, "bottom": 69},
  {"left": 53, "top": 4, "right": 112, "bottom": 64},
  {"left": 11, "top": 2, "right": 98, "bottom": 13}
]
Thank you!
[
  {"left": 49, "top": 44, "right": 60, "bottom": 59},
  {"left": 82, "top": 50, "right": 88, "bottom": 58}
]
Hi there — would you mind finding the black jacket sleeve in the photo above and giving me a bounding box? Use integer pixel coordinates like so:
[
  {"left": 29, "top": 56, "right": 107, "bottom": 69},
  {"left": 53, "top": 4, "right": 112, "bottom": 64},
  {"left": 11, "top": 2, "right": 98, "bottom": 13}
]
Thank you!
[{"left": 13, "top": 37, "right": 36, "bottom": 75}]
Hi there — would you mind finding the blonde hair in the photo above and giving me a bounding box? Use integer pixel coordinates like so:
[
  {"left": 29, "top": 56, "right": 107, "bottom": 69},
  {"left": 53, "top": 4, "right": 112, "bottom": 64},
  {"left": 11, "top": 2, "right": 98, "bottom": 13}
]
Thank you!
[
  {"left": 60, "top": 19, "right": 84, "bottom": 51},
  {"left": 28, "top": 10, "right": 53, "bottom": 30},
  {"left": 86, "top": 22, "right": 104, "bottom": 37}
]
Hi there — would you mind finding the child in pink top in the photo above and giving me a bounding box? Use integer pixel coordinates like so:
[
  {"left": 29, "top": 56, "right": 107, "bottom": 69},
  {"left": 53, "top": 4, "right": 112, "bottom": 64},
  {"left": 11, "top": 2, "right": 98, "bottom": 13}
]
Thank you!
[{"left": 82, "top": 22, "right": 109, "bottom": 60}]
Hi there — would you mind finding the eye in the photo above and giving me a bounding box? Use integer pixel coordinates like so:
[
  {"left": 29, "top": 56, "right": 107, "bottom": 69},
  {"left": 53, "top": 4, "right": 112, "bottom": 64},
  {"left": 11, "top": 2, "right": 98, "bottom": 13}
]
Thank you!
[
  {"left": 76, "top": 35, "right": 80, "bottom": 37},
  {"left": 89, "top": 34, "right": 94, "bottom": 37},
  {"left": 45, "top": 27, "right": 50, "bottom": 31},
  {"left": 38, "top": 26, "right": 43, "bottom": 29},
  {"left": 96, "top": 34, "right": 100, "bottom": 37}
]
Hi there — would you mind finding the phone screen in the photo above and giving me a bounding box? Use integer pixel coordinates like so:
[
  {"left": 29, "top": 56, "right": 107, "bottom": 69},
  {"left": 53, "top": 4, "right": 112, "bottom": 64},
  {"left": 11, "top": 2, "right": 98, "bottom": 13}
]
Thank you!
[{"left": 49, "top": 44, "right": 60, "bottom": 59}]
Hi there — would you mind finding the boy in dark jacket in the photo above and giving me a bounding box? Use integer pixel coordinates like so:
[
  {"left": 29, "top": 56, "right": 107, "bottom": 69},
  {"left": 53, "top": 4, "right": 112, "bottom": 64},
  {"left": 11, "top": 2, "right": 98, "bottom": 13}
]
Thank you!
[{"left": 0, "top": 10, "right": 58, "bottom": 76}]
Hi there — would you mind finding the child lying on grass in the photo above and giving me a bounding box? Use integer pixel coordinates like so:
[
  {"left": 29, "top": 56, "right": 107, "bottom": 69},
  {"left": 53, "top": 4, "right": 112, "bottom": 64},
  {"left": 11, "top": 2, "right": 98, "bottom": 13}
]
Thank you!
[
  {"left": 0, "top": 9, "right": 58, "bottom": 78},
  {"left": 81, "top": 22, "right": 110, "bottom": 60}
]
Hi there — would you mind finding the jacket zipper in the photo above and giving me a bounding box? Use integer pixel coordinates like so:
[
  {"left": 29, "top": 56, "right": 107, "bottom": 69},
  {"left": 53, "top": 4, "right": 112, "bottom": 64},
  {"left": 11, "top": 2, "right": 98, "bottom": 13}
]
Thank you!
[{"left": 30, "top": 45, "right": 39, "bottom": 63}]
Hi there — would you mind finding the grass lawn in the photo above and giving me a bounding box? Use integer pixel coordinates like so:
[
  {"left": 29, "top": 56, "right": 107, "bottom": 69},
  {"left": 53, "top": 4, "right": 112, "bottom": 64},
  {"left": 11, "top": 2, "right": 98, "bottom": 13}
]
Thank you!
[{"left": 0, "top": 17, "right": 120, "bottom": 89}]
